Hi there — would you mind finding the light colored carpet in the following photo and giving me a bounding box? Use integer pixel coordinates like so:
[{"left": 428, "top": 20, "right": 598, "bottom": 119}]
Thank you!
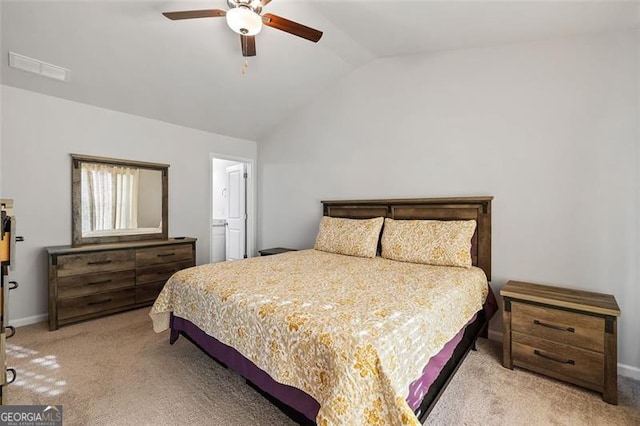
[{"left": 6, "top": 308, "right": 640, "bottom": 425}]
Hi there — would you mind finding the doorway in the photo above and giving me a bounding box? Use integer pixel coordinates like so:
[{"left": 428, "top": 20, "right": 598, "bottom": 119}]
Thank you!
[{"left": 210, "top": 154, "right": 256, "bottom": 263}]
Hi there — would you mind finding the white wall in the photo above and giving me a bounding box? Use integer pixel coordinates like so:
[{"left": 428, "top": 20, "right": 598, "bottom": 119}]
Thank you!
[
  {"left": 1, "top": 85, "right": 257, "bottom": 324},
  {"left": 259, "top": 30, "right": 640, "bottom": 374}
]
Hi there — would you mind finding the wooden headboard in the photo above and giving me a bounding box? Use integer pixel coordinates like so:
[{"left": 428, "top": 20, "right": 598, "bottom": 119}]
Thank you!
[{"left": 321, "top": 197, "right": 492, "bottom": 281}]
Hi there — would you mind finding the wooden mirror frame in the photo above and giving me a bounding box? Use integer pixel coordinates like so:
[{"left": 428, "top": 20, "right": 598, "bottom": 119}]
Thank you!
[{"left": 71, "top": 154, "right": 169, "bottom": 246}]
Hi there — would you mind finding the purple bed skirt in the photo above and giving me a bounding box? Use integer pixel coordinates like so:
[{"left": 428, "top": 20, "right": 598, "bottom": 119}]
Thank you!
[
  {"left": 171, "top": 314, "right": 322, "bottom": 419},
  {"left": 171, "top": 315, "right": 469, "bottom": 420},
  {"left": 169, "top": 285, "right": 497, "bottom": 423}
]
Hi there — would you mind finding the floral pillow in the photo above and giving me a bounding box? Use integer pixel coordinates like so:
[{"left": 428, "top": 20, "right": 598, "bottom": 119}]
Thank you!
[
  {"left": 314, "top": 216, "right": 384, "bottom": 258},
  {"left": 381, "top": 218, "right": 476, "bottom": 267}
]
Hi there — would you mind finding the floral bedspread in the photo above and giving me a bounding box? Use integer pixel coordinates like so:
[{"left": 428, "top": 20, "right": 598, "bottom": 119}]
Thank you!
[{"left": 150, "top": 249, "right": 488, "bottom": 425}]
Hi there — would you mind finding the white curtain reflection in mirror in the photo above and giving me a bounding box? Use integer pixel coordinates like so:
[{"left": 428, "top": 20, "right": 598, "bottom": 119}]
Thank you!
[{"left": 81, "top": 163, "right": 139, "bottom": 234}]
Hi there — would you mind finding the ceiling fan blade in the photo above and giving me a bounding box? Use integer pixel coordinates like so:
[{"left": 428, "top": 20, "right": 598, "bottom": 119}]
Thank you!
[
  {"left": 262, "top": 13, "right": 323, "bottom": 43},
  {"left": 261, "top": 0, "right": 273, "bottom": 6},
  {"left": 162, "top": 9, "right": 226, "bottom": 20},
  {"left": 241, "top": 35, "right": 257, "bottom": 57}
]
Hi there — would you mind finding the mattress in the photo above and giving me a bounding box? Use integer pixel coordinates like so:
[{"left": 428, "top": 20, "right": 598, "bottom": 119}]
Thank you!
[{"left": 150, "top": 249, "right": 489, "bottom": 425}]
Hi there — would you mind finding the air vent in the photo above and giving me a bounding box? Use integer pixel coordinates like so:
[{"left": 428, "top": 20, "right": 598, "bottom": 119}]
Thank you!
[{"left": 8, "top": 52, "right": 70, "bottom": 82}]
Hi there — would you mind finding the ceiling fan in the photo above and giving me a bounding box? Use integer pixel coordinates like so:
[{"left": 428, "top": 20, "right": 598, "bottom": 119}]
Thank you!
[{"left": 163, "top": 0, "right": 323, "bottom": 58}]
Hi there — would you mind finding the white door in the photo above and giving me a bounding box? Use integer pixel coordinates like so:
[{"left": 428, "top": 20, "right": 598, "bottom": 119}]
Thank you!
[{"left": 225, "top": 164, "right": 246, "bottom": 261}]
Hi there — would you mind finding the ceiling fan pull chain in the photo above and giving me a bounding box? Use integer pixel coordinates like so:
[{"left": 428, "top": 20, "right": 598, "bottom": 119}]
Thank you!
[{"left": 242, "top": 59, "right": 249, "bottom": 74}]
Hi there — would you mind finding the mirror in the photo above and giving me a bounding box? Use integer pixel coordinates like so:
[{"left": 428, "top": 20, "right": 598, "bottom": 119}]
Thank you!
[{"left": 71, "top": 154, "right": 168, "bottom": 246}]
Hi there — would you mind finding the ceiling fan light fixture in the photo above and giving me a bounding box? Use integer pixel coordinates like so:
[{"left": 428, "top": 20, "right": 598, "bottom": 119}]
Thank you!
[{"left": 226, "top": 6, "right": 263, "bottom": 36}]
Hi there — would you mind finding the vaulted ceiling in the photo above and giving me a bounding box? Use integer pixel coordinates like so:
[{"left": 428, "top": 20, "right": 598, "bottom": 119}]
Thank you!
[{"left": 2, "top": 1, "right": 638, "bottom": 141}]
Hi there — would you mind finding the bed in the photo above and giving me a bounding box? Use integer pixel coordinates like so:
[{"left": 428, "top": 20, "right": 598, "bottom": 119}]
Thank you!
[{"left": 150, "top": 197, "right": 497, "bottom": 425}]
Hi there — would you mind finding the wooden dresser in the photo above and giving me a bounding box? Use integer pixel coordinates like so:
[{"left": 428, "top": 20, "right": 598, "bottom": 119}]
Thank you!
[
  {"left": 501, "top": 280, "right": 620, "bottom": 404},
  {"left": 47, "top": 238, "right": 196, "bottom": 330}
]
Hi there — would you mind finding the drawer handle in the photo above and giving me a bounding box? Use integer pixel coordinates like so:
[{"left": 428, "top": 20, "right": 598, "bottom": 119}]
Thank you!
[
  {"left": 88, "top": 298, "right": 112, "bottom": 306},
  {"left": 8, "top": 281, "right": 18, "bottom": 291},
  {"left": 88, "top": 279, "right": 112, "bottom": 286},
  {"left": 87, "top": 260, "right": 112, "bottom": 266},
  {"left": 6, "top": 326, "right": 15, "bottom": 339},
  {"left": 534, "top": 350, "right": 575, "bottom": 365},
  {"left": 6, "top": 368, "right": 16, "bottom": 385},
  {"left": 157, "top": 253, "right": 175, "bottom": 258},
  {"left": 533, "top": 319, "right": 575, "bottom": 333}
]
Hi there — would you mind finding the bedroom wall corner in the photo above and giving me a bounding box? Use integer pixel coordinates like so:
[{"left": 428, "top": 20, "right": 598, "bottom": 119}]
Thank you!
[
  {"left": 258, "top": 30, "right": 640, "bottom": 374},
  {"left": 0, "top": 85, "right": 257, "bottom": 325}
]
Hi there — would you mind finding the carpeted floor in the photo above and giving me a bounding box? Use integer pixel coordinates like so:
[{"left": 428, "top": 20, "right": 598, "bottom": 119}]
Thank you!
[{"left": 6, "top": 308, "right": 640, "bottom": 425}]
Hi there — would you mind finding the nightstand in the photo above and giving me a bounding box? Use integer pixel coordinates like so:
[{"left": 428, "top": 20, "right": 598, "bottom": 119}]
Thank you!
[
  {"left": 501, "top": 280, "right": 620, "bottom": 404},
  {"left": 258, "top": 247, "right": 297, "bottom": 256}
]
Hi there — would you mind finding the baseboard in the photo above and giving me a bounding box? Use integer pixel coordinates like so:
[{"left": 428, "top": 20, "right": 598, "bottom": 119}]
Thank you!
[
  {"left": 617, "top": 363, "right": 640, "bottom": 381},
  {"left": 9, "top": 314, "right": 47, "bottom": 328},
  {"left": 484, "top": 329, "right": 640, "bottom": 380}
]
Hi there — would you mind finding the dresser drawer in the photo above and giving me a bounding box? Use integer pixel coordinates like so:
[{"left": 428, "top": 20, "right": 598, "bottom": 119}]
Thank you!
[
  {"left": 56, "top": 250, "right": 135, "bottom": 278},
  {"left": 512, "top": 302, "right": 604, "bottom": 352},
  {"left": 513, "top": 331, "right": 604, "bottom": 389},
  {"left": 135, "top": 282, "right": 165, "bottom": 304},
  {"left": 57, "top": 270, "right": 135, "bottom": 300},
  {"left": 136, "top": 245, "right": 193, "bottom": 267},
  {"left": 136, "top": 260, "right": 193, "bottom": 285},
  {"left": 57, "top": 288, "right": 135, "bottom": 321}
]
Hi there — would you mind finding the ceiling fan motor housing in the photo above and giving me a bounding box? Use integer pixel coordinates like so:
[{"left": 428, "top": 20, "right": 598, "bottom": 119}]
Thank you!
[{"left": 226, "top": 0, "right": 263, "bottom": 35}]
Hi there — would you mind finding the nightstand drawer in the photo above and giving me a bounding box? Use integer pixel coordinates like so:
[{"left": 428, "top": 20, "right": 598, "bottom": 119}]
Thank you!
[
  {"left": 512, "top": 302, "right": 604, "bottom": 352},
  {"left": 513, "top": 332, "right": 604, "bottom": 389}
]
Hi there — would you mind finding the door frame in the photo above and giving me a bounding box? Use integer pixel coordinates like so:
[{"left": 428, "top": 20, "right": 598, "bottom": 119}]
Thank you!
[{"left": 209, "top": 153, "right": 257, "bottom": 262}]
